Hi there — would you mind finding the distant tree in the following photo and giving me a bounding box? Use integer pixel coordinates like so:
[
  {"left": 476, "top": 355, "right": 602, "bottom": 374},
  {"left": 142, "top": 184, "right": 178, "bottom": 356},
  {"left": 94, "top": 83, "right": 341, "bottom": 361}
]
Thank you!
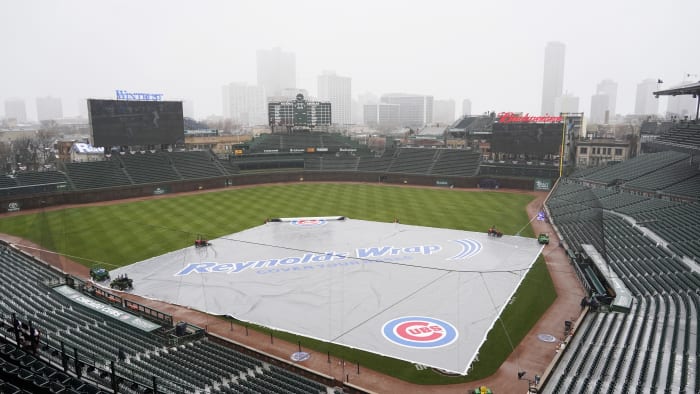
[{"left": 0, "top": 142, "right": 12, "bottom": 174}]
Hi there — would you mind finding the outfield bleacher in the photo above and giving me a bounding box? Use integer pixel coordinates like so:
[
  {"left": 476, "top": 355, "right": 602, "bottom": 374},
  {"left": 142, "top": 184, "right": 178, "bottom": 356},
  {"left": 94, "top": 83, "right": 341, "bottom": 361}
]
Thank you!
[
  {"left": 542, "top": 179, "right": 699, "bottom": 394},
  {"left": 387, "top": 148, "right": 438, "bottom": 174},
  {"left": 116, "top": 152, "right": 181, "bottom": 185},
  {"left": 0, "top": 243, "right": 331, "bottom": 394},
  {"left": 356, "top": 155, "right": 393, "bottom": 172},
  {"left": 63, "top": 160, "right": 132, "bottom": 190},
  {"left": 164, "top": 150, "right": 229, "bottom": 179},
  {"left": 430, "top": 150, "right": 480, "bottom": 177}
]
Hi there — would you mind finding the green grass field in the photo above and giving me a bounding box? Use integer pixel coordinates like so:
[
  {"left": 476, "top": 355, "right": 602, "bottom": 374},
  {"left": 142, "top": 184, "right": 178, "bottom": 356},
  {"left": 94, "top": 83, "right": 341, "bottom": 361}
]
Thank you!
[{"left": 0, "top": 183, "right": 556, "bottom": 384}]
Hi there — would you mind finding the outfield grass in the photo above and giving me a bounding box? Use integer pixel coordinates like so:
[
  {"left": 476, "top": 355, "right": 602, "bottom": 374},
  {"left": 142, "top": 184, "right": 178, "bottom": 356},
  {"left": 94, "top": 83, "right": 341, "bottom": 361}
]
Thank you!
[{"left": 0, "top": 183, "right": 555, "bottom": 383}]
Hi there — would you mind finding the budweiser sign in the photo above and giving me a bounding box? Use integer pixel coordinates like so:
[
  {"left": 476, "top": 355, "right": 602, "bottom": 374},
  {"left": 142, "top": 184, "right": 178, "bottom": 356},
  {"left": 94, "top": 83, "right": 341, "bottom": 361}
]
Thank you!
[{"left": 498, "top": 112, "right": 562, "bottom": 123}]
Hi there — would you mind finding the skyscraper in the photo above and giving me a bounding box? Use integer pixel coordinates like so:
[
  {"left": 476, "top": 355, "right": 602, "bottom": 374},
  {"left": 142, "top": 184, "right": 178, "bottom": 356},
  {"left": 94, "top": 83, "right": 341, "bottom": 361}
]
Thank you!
[
  {"left": 554, "top": 94, "right": 579, "bottom": 114},
  {"left": 222, "top": 82, "right": 267, "bottom": 125},
  {"left": 256, "top": 47, "right": 296, "bottom": 98},
  {"left": 596, "top": 79, "right": 617, "bottom": 119},
  {"left": 317, "top": 71, "right": 351, "bottom": 125},
  {"left": 462, "top": 99, "right": 472, "bottom": 117},
  {"left": 433, "top": 99, "right": 456, "bottom": 125},
  {"left": 4, "top": 98, "right": 27, "bottom": 123},
  {"left": 541, "top": 41, "right": 566, "bottom": 115},
  {"left": 590, "top": 94, "right": 610, "bottom": 124},
  {"left": 634, "top": 79, "right": 659, "bottom": 115},
  {"left": 380, "top": 93, "right": 433, "bottom": 127},
  {"left": 36, "top": 96, "right": 63, "bottom": 121}
]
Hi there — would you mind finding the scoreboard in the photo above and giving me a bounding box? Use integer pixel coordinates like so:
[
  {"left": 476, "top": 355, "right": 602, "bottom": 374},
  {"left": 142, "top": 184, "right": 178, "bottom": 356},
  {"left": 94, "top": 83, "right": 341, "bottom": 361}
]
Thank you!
[
  {"left": 268, "top": 94, "right": 331, "bottom": 132},
  {"left": 88, "top": 99, "right": 185, "bottom": 147}
]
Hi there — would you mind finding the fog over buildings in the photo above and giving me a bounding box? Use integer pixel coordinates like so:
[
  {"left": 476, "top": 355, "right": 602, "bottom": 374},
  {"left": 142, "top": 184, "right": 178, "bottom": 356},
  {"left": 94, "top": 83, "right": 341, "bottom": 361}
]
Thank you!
[{"left": 1, "top": 0, "right": 699, "bottom": 121}]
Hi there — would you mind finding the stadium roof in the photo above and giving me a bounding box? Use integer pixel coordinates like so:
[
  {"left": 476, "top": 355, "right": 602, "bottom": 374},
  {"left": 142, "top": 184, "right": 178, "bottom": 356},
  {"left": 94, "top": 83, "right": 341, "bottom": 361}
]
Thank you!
[{"left": 653, "top": 81, "right": 700, "bottom": 97}]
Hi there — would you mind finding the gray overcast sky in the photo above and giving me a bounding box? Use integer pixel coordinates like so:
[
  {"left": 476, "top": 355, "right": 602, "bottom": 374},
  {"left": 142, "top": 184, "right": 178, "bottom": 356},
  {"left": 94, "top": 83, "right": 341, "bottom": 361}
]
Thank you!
[{"left": 1, "top": 0, "right": 699, "bottom": 120}]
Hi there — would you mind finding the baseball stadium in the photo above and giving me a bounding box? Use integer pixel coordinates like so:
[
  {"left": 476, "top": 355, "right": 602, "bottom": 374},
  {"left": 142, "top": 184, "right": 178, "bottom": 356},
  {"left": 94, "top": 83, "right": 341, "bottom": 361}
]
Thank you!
[{"left": 0, "top": 91, "right": 698, "bottom": 394}]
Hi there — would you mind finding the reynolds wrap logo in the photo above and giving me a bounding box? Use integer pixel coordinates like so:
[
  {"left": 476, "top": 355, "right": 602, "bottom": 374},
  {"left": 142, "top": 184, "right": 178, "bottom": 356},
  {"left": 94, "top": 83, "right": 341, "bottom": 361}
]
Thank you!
[{"left": 174, "top": 239, "right": 482, "bottom": 277}]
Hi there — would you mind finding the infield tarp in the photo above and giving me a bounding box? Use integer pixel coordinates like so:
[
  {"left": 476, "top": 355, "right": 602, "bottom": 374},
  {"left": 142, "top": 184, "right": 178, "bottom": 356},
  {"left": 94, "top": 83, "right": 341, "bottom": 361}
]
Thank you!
[{"left": 110, "top": 218, "right": 543, "bottom": 374}]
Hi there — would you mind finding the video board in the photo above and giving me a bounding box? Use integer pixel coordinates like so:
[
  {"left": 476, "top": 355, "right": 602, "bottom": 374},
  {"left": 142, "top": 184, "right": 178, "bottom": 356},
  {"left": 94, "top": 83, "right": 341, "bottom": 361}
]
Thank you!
[
  {"left": 491, "top": 122, "right": 563, "bottom": 155},
  {"left": 88, "top": 99, "right": 184, "bottom": 147}
]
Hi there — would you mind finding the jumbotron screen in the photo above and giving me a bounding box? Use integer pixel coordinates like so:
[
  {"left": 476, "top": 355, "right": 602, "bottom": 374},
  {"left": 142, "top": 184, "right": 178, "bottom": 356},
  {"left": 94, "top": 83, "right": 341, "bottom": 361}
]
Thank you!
[
  {"left": 491, "top": 122, "right": 563, "bottom": 154},
  {"left": 88, "top": 99, "right": 185, "bottom": 147}
]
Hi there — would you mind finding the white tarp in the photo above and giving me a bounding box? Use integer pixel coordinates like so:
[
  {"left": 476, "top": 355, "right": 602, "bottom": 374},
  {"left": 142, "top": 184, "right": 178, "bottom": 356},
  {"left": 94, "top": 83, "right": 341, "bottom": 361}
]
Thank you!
[{"left": 110, "top": 218, "right": 542, "bottom": 374}]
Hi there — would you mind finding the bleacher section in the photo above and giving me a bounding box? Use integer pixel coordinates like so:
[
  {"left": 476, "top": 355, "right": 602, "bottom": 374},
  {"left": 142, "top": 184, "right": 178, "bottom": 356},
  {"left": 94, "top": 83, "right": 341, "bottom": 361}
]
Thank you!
[
  {"left": 478, "top": 161, "right": 559, "bottom": 179},
  {"left": 386, "top": 148, "right": 438, "bottom": 174},
  {"left": 430, "top": 150, "right": 480, "bottom": 177},
  {"left": 0, "top": 171, "right": 69, "bottom": 197},
  {"left": 653, "top": 122, "right": 700, "bottom": 151},
  {"left": 63, "top": 160, "right": 132, "bottom": 190},
  {"left": 622, "top": 160, "right": 699, "bottom": 193},
  {"left": 164, "top": 150, "right": 230, "bottom": 179},
  {"left": 543, "top": 180, "right": 699, "bottom": 394},
  {"left": 573, "top": 150, "right": 689, "bottom": 185},
  {"left": 355, "top": 155, "right": 393, "bottom": 173},
  {"left": 0, "top": 243, "right": 331, "bottom": 394},
  {"left": 663, "top": 174, "right": 700, "bottom": 198},
  {"left": 247, "top": 132, "right": 361, "bottom": 153},
  {"left": 115, "top": 153, "right": 181, "bottom": 185}
]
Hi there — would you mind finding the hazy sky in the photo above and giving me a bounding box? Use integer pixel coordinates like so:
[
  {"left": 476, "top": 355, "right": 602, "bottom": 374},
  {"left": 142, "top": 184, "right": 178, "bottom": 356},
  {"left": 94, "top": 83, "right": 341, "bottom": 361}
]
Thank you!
[{"left": 2, "top": 0, "right": 699, "bottom": 120}]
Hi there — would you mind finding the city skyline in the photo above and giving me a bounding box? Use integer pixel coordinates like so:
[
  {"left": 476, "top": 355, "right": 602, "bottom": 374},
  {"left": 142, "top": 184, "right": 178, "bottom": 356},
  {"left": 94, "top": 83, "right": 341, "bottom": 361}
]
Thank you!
[{"left": 1, "top": 0, "right": 699, "bottom": 121}]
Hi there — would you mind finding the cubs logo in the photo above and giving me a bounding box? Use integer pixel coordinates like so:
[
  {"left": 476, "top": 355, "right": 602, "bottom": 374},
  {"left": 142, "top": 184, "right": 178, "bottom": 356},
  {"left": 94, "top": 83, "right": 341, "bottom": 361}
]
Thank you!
[
  {"left": 290, "top": 219, "right": 327, "bottom": 227},
  {"left": 382, "top": 316, "right": 458, "bottom": 348}
]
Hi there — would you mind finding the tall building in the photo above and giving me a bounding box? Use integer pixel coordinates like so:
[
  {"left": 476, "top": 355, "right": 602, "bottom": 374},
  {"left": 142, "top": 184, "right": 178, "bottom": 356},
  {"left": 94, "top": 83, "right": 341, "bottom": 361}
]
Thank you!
[
  {"left": 183, "top": 100, "right": 195, "bottom": 119},
  {"left": 554, "top": 94, "right": 579, "bottom": 114},
  {"left": 540, "top": 41, "right": 566, "bottom": 115},
  {"left": 596, "top": 79, "right": 617, "bottom": 119},
  {"left": 462, "top": 99, "right": 472, "bottom": 116},
  {"left": 4, "top": 98, "right": 27, "bottom": 123},
  {"left": 317, "top": 71, "right": 351, "bottom": 125},
  {"left": 355, "top": 92, "right": 378, "bottom": 125},
  {"left": 77, "top": 99, "right": 89, "bottom": 119},
  {"left": 380, "top": 93, "right": 433, "bottom": 127},
  {"left": 590, "top": 94, "right": 610, "bottom": 124},
  {"left": 363, "top": 103, "right": 400, "bottom": 126},
  {"left": 222, "top": 82, "right": 267, "bottom": 125},
  {"left": 256, "top": 47, "right": 296, "bottom": 98},
  {"left": 36, "top": 96, "right": 63, "bottom": 121},
  {"left": 634, "top": 79, "right": 659, "bottom": 115},
  {"left": 433, "top": 99, "right": 456, "bottom": 125}
]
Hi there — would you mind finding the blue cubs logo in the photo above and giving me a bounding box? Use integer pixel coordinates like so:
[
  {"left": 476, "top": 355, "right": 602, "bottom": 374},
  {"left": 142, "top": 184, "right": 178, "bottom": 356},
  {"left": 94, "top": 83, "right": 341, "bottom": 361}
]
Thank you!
[
  {"left": 382, "top": 316, "right": 458, "bottom": 348},
  {"left": 290, "top": 219, "right": 327, "bottom": 227},
  {"left": 449, "top": 239, "right": 482, "bottom": 260}
]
